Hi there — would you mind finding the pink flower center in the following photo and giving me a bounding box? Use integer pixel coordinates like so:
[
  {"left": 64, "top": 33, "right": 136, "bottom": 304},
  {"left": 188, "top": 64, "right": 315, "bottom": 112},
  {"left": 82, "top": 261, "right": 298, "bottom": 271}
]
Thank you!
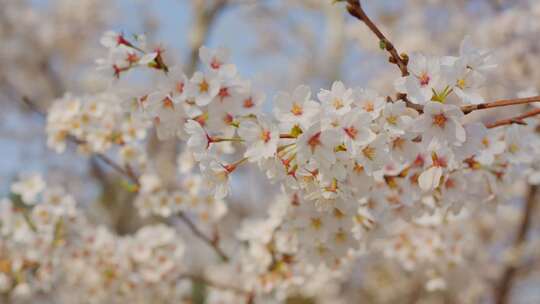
[
  {"left": 116, "top": 34, "right": 129, "bottom": 46},
  {"left": 126, "top": 53, "right": 139, "bottom": 64},
  {"left": 260, "top": 130, "right": 271, "bottom": 143},
  {"left": 432, "top": 113, "right": 447, "bottom": 128},
  {"left": 363, "top": 102, "right": 374, "bottom": 112},
  {"left": 218, "top": 87, "right": 230, "bottom": 101},
  {"left": 307, "top": 132, "right": 322, "bottom": 152},
  {"left": 243, "top": 97, "right": 254, "bottom": 108},
  {"left": 176, "top": 81, "right": 184, "bottom": 94},
  {"left": 445, "top": 178, "right": 455, "bottom": 189},
  {"left": 432, "top": 153, "right": 447, "bottom": 168},
  {"left": 162, "top": 97, "right": 174, "bottom": 109},
  {"left": 223, "top": 113, "right": 234, "bottom": 125},
  {"left": 211, "top": 58, "right": 221, "bottom": 70},
  {"left": 291, "top": 103, "right": 303, "bottom": 116},
  {"left": 343, "top": 126, "right": 358, "bottom": 140},
  {"left": 413, "top": 154, "right": 425, "bottom": 167},
  {"left": 419, "top": 73, "right": 430, "bottom": 86}
]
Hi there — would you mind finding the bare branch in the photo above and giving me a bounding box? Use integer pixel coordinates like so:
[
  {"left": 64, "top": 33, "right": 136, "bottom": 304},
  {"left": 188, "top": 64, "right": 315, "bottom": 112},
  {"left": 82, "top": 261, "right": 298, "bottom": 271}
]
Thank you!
[
  {"left": 494, "top": 185, "right": 539, "bottom": 304},
  {"left": 343, "top": 0, "right": 425, "bottom": 113},
  {"left": 178, "top": 213, "right": 230, "bottom": 262},
  {"left": 345, "top": 0, "right": 409, "bottom": 77},
  {"left": 462, "top": 96, "right": 540, "bottom": 114},
  {"left": 486, "top": 108, "right": 540, "bottom": 129},
  {"left": 94, "top": 154, "right": 140, "bottom": 186}
]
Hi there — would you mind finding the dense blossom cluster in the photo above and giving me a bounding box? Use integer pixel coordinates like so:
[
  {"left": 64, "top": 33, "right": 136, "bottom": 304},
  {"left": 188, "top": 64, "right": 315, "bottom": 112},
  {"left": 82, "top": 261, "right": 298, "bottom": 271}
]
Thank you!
[
  {"left": 118, "top": 36, "right": 536, "bottom": 271},
  {"left": 2, "top": 1, "right": 540, "bottom": 303},
  {"left": 2, "top": 175, "right": 188, "bottom": 303},
  {"left": 22, "top": 28, "right": 536, "bottom": 300}
]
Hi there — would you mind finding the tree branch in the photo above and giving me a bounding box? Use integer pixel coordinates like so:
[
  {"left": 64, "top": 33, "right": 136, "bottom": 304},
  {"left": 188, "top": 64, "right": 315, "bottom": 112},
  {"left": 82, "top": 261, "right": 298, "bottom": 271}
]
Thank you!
[
  {"left": 342, "top": 1, "right": 540, "bottom": 120},
  {"left": 345, "top": 0, "right": 409, "bottom": 77},
  {"left": 462, "top": 96, "right": 540, "bottom": 114},
  {"left": 178, "top": 213, "right": 230, "bottom": 262},
  {"left": 344, "top": 0, "right": 424, "bottom": 112},
  {"left": 494, "top": 185, "right": 538, "bottom": 304},
  {"left": 486, "top": 108, "right": 540, "bottom": 129},
  {"left": 94, "top": 153, "right": 140, "bottom": 186}
]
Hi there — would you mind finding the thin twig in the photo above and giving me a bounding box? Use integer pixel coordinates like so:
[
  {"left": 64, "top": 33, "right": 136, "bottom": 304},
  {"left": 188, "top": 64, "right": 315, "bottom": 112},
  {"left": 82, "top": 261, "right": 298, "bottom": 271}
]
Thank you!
[
  {"left": 22, "top": 96, "right": 46, "bottom": 117},
  {"left": 394, "top": 93, "right": 424, "bottom": 112},
  {"left": 462, "top": 96, "right": 540, "bottom": 114},
  {"left": 345, "top": 0, "right": 409, "bottom": 77},
  {"left": 494, "top": 185, "right": 538, "bottom": 304},
  {"left": 344, "top": 0, "right": 424, "bottom": 113},
  {"left": 95, "top": 154, "right": 140, "bottom": 186},
  {"left": 486, "top": 108, "right": 540, "bottom": 129},
  {"left": 343, "top": 1, "right": 540, "bottom": 119},
  {"left": 178, "top": 213, "right": 230, "bottom": 262},
  {"left": 394, "top": 95, "right": 540, "bottom": 116}
]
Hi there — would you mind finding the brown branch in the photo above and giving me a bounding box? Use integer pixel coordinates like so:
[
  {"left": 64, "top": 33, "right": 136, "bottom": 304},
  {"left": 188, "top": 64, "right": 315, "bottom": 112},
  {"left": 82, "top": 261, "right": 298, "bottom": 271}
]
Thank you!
[
  {"left": 494, "top": 185, "right": 539, "bottom": 304},
  {"left": 178, "top": 213, "right": 230, "bottom": 262},
  {"left": 393, "top": 94, "right": 540, "bottom": 116},
  {"left": 94, "top": 153, "right": 140, "bottom": 186},
  {"left": 345, "top": 0, "right": 409, "bottom": 77},
  {"left": 22, "top": 96, "right": 46, "bottom": 117},
  {"left": 462, "top": 96, "right": 540, "bottom": 114},
  {"left": 486, "top": 108, "right": 540, "bottom": 129},
  {"left": 344, "top": 0, "right": 422, "bottom": 114},
  {"left": 395, "top": 93, "right": 424, "bottom": 112},
  {"left": 342, "top": 1, "right": 540, "bottom": 117}
]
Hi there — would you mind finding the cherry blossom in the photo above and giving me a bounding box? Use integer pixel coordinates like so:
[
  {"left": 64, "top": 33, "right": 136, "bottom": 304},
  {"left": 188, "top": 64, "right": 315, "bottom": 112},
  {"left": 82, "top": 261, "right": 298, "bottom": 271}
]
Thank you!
[
  {"left": 415, "top": 101, "right": 466, "bottom": 146},
  {"left": 238, "top": 116, "right": 279, "bottom": 162}
]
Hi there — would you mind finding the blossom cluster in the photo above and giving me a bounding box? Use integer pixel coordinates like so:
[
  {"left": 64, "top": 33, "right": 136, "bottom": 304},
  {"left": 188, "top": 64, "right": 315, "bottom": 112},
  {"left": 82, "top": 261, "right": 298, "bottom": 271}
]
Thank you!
[
  {"left": 155, "top": 37, "right": 538, "bottom": 269},
  {"left": 46, "top": 92, "right": 148, "bottom": 158},
  {"left": 1, "top": 174, "right": 188, "bottom": 303},
  {"left": 27, "top": 25, "right": 540, "bottom": 303},
  {"left": 135, "top": 171, "right": 227, "bottom": 222}
]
